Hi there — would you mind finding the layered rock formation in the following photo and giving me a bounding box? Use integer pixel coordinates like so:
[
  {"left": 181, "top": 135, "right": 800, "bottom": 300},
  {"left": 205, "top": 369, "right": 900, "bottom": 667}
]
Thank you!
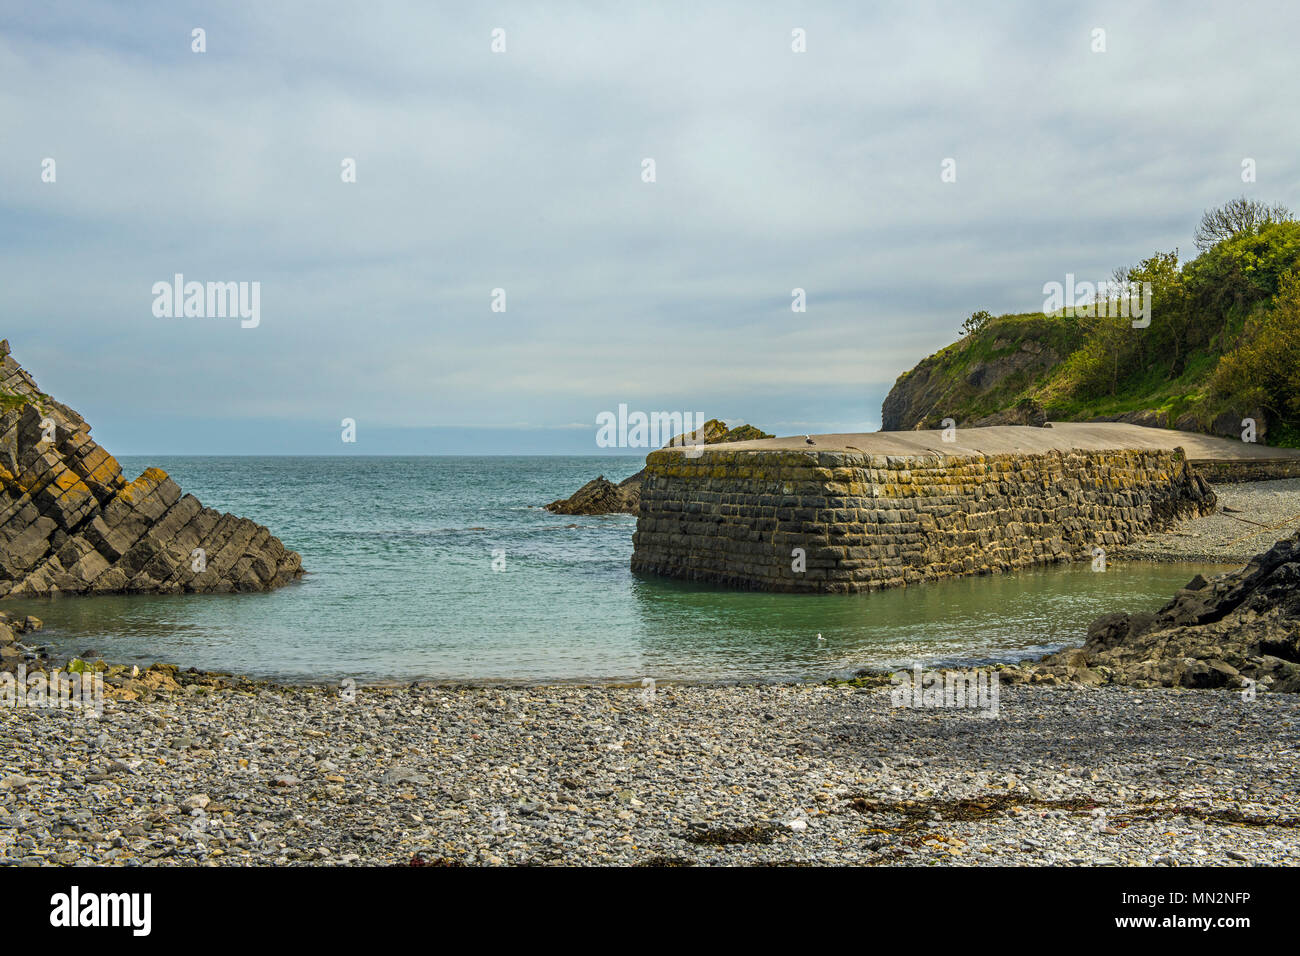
[
  {"left": 1027, "top": 530, "right": 1300, "bottom": 692},
  {"left": 0, "top": 341, "right": 303, "bottom": 598},
  {"left": 632, "top": 445, "right": 1215, "bottom": 592},
  {"left": 545, "top": 419, "right": 773, "bottom": 516}
]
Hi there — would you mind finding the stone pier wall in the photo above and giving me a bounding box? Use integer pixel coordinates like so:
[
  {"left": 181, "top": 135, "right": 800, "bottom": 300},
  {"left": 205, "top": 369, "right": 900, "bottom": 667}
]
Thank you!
[
  {"left": 1189, "top": 458, "right": 1300, "bottom": 483},
  {"left": 631, "top": 447, "right": 1215, "bottom": 592}
]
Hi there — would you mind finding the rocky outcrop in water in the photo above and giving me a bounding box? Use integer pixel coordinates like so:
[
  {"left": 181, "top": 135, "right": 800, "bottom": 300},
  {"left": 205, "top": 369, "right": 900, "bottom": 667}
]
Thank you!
[
  {"left": 1027, "top": 530, "right": 1300, "bottom": 692},
  {"left": 0, "top": 341, "right": 303, "bottom": 598},
  {"left": 544, "top": 474, "right": 641, "bottom": 516},
  {"left": 545, "top": 419, "right": 773, "bottom": 515}
]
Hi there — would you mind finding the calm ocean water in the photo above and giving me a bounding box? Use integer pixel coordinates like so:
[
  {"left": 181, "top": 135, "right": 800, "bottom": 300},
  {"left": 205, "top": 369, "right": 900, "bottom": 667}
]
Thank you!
[{"left": 5, "top": 456, "right": 1225, "bottom": 684}]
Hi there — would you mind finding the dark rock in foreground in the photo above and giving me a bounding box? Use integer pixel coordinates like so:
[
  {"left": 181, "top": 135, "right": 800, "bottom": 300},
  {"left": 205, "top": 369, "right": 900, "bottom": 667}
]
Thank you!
[
  {"left": 0, "top": 340, "right": 303, "bottom": 599},
  {"left": 545, "top": 419, "right": 773, "bottom": 516},
  {"left": 1030, "top": 529, "right": 1300, "bottom": 691}
]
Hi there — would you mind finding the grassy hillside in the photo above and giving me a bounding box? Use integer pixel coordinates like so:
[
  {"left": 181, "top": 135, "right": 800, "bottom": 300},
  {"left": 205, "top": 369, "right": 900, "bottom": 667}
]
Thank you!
[{"left": 883, "top": 215, "right": 1300, "bottom": 447}]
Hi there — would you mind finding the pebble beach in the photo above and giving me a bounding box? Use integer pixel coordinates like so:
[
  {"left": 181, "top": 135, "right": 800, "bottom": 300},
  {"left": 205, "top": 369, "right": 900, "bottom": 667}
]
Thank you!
[
  {"left": 1118, "top": 477, "right": 1300, "bottom": 564},
  {"left": 4, "top": 478, "right": 1300, "bottom": 868},
  {"left": 2, "top": 680, "right": 1297, "bottom": 867}
]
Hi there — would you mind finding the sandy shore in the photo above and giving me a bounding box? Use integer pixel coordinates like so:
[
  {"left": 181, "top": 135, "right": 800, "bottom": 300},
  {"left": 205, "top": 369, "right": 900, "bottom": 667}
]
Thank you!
[
  {"left": 1118, "top": 477, "right": 1300, "bottom": 564},
  {"left": 2, "top": 681, "right": 1297, "bottom": 866}
]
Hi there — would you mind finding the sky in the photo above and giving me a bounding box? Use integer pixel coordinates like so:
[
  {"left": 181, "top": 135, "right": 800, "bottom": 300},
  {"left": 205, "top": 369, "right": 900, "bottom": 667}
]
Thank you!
[{"left": 2, "top": 1, "right": 1297, "bottom": 455}]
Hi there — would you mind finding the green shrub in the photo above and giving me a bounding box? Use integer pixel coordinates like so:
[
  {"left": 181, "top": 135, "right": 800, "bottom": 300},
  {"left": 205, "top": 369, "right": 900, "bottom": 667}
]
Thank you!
[{"left": 1212, "top": 270, "right": 1300, "bottom": 426}]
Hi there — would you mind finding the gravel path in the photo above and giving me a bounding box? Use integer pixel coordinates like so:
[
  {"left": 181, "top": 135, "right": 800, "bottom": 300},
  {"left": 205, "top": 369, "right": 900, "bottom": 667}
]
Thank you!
[
  {"left": 2, "top": 681, "right": 1297, "bottom": 866},
  {"left": 1118, "top": 477, "right": 1300, "bottom": 564}
]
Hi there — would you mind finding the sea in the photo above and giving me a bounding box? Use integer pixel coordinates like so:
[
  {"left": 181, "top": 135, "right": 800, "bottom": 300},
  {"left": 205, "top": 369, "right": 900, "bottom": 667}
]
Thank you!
[{"left": 2, "top": 456, "right": 1228, "bottom": 684}]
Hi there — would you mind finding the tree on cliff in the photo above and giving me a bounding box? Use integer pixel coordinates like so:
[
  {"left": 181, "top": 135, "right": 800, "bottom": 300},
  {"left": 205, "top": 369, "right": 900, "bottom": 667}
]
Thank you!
[
  {"left": 961, "top": 310, "right": 992, "bottom": 337},
  {"left": 1194, "top": 197, "right": 1293, "bottom": 252}
]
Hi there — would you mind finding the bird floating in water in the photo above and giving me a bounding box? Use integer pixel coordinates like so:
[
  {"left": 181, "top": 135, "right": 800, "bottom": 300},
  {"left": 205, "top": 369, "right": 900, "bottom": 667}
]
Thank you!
[
  {"left": 817, "top": 633, "right": 824, "bottom": 642},
  {"left": 804, "top": 435, "right": 816, "bottom": 445}
]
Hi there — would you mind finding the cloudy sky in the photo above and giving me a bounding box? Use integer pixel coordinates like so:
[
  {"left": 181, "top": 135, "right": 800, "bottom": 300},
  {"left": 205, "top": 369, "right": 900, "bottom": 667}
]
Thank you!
[{"left": 3, "top": 1, "right": 1297, "bottom": 454}]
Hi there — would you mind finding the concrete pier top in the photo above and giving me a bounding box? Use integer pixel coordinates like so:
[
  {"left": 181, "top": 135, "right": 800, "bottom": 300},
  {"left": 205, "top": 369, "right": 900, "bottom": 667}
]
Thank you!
[{"left": 682, "top": 423, "right": 1300, "bottom": 464}]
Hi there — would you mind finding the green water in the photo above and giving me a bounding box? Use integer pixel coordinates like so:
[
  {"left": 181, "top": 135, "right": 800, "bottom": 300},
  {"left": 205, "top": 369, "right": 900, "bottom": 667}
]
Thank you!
[{"left": 2, "top": 456, "right": 1228, "bottom": 684}]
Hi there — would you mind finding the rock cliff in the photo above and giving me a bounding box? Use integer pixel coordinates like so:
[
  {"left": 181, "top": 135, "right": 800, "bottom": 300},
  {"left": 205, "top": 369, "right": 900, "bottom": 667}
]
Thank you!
[
  {"left": 0, "top": 341, "right": 303, "bottom": 598},
  {"left": 882, "top": 331, "right": 1061, "bottom": 431},
  {"left": 880, "top": 312, "right": 1270, "bottom": 442}
]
